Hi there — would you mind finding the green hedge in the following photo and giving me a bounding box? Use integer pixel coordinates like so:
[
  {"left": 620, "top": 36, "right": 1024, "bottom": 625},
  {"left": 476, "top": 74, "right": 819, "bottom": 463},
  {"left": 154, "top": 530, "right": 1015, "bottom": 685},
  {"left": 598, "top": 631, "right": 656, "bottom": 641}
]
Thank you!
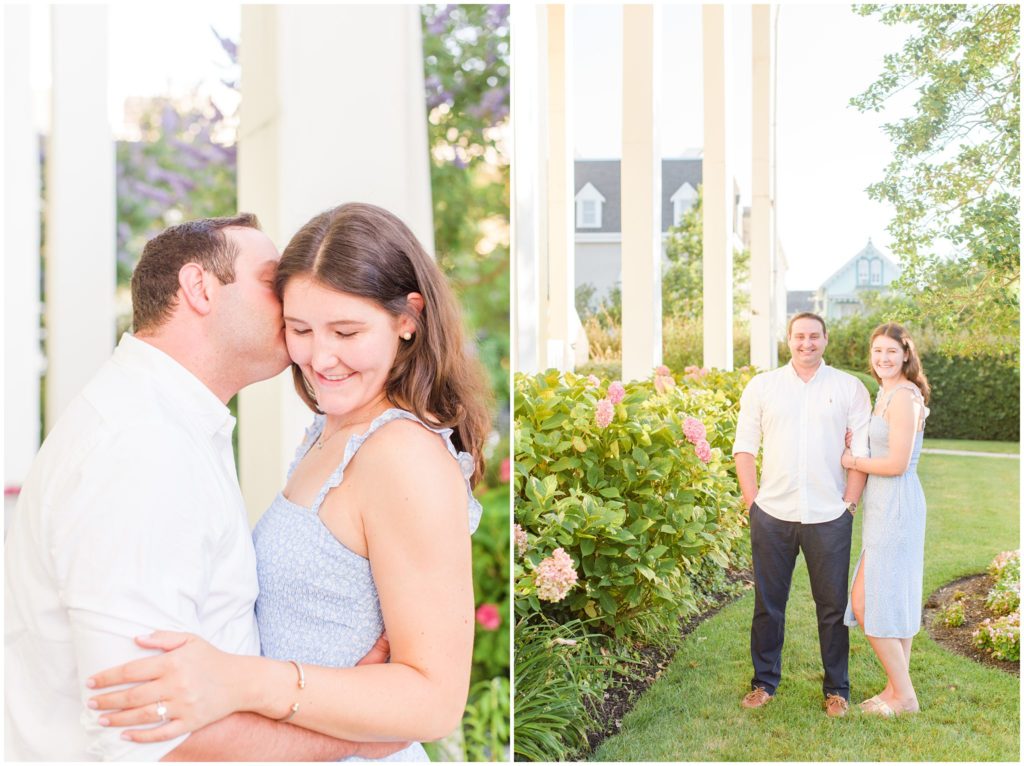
[{"left": 920, "top": 353, "right": 1019, "bottom": 441}]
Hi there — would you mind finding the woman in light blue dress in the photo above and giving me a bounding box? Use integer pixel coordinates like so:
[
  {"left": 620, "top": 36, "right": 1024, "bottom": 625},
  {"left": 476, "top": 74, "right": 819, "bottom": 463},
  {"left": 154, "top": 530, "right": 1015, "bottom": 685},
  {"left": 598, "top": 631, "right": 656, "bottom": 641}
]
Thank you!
[
  {"left": 841, "top": 323, "right": 930, "bottom": 717},
  {"left": 85, "top": 203, "right": 491, "bottom": 758}
]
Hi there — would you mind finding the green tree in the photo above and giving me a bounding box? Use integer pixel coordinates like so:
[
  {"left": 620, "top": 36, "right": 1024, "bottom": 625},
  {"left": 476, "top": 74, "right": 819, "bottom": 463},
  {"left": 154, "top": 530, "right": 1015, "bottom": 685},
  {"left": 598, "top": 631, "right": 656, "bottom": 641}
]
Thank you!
[
  {"left": 662, "top": 185, "right": 750, "bottom": 319},
  {"left": 421, "top": 5, "right": 510, "bottom": 410},
  {"left": 852, "top": 4, "right": 1020, "bottom": 355}
]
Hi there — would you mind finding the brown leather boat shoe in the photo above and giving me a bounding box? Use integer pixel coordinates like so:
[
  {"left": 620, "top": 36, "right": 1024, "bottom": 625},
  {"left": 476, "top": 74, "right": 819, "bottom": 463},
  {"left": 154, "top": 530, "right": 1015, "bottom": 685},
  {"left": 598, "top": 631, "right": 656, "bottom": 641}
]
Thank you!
[
  {"left": 824, "top": 693, "right": 849, "bottom": 717},
  {"left": 741, "top": 687, "right": 774, "bottom": 709}
]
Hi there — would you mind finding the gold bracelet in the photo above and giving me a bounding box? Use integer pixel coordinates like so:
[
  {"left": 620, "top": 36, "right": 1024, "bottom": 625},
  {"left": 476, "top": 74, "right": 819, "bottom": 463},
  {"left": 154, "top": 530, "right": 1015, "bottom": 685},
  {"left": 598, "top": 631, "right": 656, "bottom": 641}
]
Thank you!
[{"left": 274, "top": 659, "right": 306, "bottom": 723}]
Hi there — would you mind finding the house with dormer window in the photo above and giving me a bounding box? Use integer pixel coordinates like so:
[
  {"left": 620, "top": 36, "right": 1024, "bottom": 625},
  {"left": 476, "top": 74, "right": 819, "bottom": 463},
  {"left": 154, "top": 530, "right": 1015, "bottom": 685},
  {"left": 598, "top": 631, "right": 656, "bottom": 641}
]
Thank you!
[
  {"left": 813, "top": 238, "right": 901, "bottom": 319},
  {"left": 573, "top": 155, "right": 746, "bottom": 304}
]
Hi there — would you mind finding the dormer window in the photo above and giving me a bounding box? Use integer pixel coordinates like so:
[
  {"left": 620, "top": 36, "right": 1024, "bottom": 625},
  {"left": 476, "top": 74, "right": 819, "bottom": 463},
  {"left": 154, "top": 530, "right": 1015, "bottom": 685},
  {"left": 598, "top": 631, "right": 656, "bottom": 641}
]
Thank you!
[
  {"left": 870, "top": 258, "right": 882, "bottom": 285},
  {"left": 857, "top": 258, "right": 869, "bottom": 286},
  {"left": 575, "top": 182, "right": 606, "bottom": 229},
  {"left": 670, "top": 182, "right": 698, "bottom": 226}
]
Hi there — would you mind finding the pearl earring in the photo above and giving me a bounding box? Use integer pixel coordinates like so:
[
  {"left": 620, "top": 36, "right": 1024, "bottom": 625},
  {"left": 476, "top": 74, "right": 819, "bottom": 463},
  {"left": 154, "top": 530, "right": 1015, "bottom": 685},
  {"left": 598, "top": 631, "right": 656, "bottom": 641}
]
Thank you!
[{"left": 401, "top": 332, "right": 412, "bottom": 341}]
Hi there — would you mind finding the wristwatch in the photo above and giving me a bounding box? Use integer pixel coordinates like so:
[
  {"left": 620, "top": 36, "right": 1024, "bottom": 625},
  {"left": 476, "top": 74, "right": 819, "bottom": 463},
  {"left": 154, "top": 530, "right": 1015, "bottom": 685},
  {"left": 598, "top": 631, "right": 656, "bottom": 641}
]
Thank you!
[{"left": 845, "top": 500, "right": 858, "bottom": 515}]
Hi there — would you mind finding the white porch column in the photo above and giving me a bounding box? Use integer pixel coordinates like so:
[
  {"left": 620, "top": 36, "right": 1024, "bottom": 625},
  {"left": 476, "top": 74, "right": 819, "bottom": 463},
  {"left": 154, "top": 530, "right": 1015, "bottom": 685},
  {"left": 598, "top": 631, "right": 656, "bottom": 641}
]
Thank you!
[
  {"left": 510, "top": 5, "right": 547, "bottom": 375},
  {"left": 46, "top": 5, "right": 116, "bottom": 429},
  {"left": 750, "top": 4, "right": 777, "bottom": 369},
  {"left": 544, "top": 4, "right": 575, "bottom": 370},
  {"left": 701, "top": 5, "right": 734, "bottom": 371},
  {"left": 620, "top": 4, "right": 662, "bottom": 383},
  {"left": 4, "top": 5, "right": 43, "bottom": 497},
  {"left": 238, "top": 5, "right": 434, "bottom": 522}
]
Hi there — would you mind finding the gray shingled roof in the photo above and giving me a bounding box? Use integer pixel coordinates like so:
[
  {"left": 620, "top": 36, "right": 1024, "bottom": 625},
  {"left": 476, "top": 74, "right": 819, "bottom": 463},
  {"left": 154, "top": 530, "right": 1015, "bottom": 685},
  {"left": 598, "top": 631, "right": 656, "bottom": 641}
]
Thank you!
[
  {"left": 786, "top": 290, "right": 816, "bottom": 315},
  {"left": 574, "top": 159, "right": 703, "bottom": 234}
]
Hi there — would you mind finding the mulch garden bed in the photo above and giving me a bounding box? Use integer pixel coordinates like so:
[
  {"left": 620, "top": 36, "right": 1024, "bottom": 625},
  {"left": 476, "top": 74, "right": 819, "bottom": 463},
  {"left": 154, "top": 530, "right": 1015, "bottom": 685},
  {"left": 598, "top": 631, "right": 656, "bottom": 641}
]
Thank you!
[
  {"left": 923, "top": 573, "right": 1019, "bottom": 676},
  {"left": 583, "top": 569, "right": 753, "bottom": 754}
]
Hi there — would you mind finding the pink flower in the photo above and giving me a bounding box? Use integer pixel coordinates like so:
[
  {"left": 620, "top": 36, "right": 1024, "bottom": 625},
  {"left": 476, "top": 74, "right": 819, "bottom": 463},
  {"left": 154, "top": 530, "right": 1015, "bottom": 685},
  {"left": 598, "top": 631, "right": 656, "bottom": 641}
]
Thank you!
[
  {"left": 535, "top": 547, "right": 579, "bottom": 602},
  {"left": 684, "top": 365, "right": 709, "bottom": 381},
  {"left": 500, "top": 457, "right": 511, "bottom": 483},
  {"left": 654, "top": 372, "right": 675, "bottom": 395},
  {"left": 655, "top": 365, "right": 671, "bottom": 376},
  {"left": 586, "top": 374, "right": 600, "bottom": 387},
  {"left": 595, "top": 398, "right": 614, "bottom": 428},
  {"left": 608, "top": 381, "right": 626, "bottom": 404},
  {"left": 683, "top": 417, "right": 707, "bottom": 445},
  {"left": 695, "top": 439, "right": 713, "bottom": 463},
  {"left": 513, "top": 523, "right": 528, "bottom": 557},
  {"left": 475, "top": 603, "right": 501, "bottom": 631}
]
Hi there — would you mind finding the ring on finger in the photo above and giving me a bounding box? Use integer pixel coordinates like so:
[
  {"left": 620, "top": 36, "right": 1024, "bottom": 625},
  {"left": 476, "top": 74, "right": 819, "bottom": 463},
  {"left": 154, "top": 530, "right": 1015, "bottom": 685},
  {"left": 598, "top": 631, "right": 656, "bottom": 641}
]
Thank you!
[{"left": 155, "top": 699, "right": 168, "bottom": 723}]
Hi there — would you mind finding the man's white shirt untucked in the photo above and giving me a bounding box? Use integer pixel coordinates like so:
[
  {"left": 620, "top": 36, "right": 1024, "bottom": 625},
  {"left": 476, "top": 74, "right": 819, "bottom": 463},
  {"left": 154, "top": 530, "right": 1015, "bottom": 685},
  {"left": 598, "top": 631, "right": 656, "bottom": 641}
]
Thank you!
[
  {"left": 5, "top": 334, "right": 260, "bottom": 761},
  {"left": 732, "top": 361, "right": 871, "bottom": 524}
]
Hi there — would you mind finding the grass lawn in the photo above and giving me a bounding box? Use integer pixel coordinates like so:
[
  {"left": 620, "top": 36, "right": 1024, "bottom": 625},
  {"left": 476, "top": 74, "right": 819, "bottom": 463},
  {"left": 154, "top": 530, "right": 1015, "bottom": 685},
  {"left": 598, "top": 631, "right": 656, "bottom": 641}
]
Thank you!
[
  {"left": 592, "top": 443, "right": 1020, "bottom": 761},
  {"left": 923, "top": 438, "right": 1020, "bottom": 454}
]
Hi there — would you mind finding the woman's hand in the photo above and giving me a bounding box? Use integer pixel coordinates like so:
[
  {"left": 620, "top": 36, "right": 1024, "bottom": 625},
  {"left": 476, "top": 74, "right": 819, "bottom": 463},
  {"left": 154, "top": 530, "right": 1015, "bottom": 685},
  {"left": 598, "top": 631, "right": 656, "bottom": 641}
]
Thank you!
[
  {"left": 845, "top": 427, "right": 853, "bottom": 449},
  {"left": 86, "top": 631, "right": 245, "bottom": 743},
  {"left": 841, "top": 447, "right": 856, "bottom": 470}
]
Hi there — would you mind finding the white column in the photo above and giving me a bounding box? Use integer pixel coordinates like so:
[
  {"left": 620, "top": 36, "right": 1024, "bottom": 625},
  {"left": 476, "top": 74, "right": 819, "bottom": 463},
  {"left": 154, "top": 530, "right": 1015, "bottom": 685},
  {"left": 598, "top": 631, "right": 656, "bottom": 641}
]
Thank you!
[
  {"left": 46, "top": 5, "right": 116, "bottom": 429},
  {"left": 4, "top": 4, "right": 43, "bottom": 493},
  {"left": 238, "top": 5, "right": 434, "bottom": 522},
  {"left": 620, "top": 4, "right": 662, "bottom": 383},
  {"left": 544, "top": 5, "right": 575, "bottom": 370},
  {"left": 701, "top": 5, "right": 734, "bottom": 371},
  {"left": 510, "top": 5, "right": 547, "bottom": 375},
  {"left": 750, "top": 4, "right": 777, "bottom": 369}
]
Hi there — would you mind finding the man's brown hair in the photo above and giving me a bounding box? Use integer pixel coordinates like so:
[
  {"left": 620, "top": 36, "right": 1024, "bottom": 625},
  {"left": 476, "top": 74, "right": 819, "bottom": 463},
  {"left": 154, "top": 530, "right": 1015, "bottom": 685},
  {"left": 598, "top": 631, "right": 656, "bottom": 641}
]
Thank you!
[
  {"left": 130, "top": 213, "right": 261, "bottom": 332},
  {"left": 787, "top": 311, "right": 827, "bottom": 337}
]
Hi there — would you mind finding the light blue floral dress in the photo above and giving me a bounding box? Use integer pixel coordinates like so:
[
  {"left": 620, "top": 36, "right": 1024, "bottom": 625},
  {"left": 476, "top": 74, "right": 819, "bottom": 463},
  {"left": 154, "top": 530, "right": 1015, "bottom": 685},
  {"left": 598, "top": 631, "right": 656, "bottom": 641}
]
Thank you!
[
  {"left": 844, "top": 384, "right": 929, "bottom": 638},
  {"left": 253, "top": 408, "right": 482, "bottom": 762}
]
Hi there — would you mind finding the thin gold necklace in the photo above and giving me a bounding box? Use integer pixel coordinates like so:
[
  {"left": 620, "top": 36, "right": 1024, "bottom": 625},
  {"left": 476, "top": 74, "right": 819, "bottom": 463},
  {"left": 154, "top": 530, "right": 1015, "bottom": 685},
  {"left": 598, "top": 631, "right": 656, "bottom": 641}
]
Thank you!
[{"left": 316, "top": 423, "right": 344, "bottom": 450}]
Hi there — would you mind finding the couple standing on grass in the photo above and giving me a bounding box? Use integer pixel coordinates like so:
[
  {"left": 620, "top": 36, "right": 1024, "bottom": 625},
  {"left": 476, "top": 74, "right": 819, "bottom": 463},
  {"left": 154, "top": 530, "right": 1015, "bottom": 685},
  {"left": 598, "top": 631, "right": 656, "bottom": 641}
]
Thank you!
[{"left": 733, "top": 312, "right": 930, "bottom": 718}]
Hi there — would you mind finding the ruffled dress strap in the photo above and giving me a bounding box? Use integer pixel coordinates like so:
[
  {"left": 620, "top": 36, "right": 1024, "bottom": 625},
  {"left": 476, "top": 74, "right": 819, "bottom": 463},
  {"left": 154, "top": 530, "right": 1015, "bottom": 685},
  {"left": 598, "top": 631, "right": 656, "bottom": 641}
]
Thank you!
[
  {"left": 880, "top": 383, "right": 929, "bottom": 429},
  {"left": 308, "top": 408, "right": 483, "bottom": 533},
  {"left": 286, "top": 414, "right": 327, "bottom": 479}
]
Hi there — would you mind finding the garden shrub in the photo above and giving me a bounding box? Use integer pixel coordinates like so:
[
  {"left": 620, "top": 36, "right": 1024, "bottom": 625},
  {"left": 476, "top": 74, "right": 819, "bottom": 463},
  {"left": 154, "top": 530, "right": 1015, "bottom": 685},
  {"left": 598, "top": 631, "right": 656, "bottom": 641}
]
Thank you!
[
  {"left": 973, "top": 611, "right": 1021, "bottom": 662},
  {"left": 972, "top": 550, "right": 1021, "bottom": 662},
  {"left": 939, "top": 601, "right": 965, "bottom": 628},
  {"left": 514, "top": 367, "right": 754, "bottom": 638}
]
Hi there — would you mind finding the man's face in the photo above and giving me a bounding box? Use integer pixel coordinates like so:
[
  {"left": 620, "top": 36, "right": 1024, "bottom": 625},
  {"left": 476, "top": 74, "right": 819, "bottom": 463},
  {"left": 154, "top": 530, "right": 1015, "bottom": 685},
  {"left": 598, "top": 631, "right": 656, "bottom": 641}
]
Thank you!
[
  {"left": 787, "top": 317, "right": 828, "bottom": 369},
  {"left": 214, "top": 227, "right": 291, "bottom": 383}
]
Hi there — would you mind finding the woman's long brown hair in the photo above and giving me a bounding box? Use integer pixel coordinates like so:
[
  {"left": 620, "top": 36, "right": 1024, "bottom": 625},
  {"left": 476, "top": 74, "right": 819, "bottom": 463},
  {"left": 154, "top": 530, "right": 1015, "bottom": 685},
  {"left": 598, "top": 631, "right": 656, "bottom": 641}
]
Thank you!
[
  {"left": 869, "top": 322, "right": 931, "bottom": 404},
  {"left": 276, "top": 203, "right": 492, "bottom": 485}
]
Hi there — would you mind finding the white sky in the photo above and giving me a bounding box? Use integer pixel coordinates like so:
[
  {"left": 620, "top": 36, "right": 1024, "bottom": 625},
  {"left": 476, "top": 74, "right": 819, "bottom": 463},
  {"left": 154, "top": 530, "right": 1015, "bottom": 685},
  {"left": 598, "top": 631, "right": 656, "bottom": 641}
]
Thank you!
[
  {"left": 573, "top": 3, "right": 915, "bottom": 290},
  {"left": 26, "top": 3, "right": 915, "bottom": 291}
]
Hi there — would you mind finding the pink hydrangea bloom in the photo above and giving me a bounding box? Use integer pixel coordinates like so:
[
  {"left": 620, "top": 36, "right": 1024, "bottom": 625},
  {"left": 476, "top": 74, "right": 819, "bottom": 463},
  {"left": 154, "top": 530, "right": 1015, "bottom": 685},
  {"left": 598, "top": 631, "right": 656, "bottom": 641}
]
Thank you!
[
  {"left": 513, "top": 523, "right": 528, "bottom": 558},
  {"left": 586, "top": 374, "right": 600, "bottom": 387},
  {"left": 475, "top": 603, "right": 501, "bottom": 631},
  {"left": 695, "top": 439, "right": 713, "bottom": 463},
  {"left": 595, "top": 398, "right": 615, "bottom": 428},
  {"left": 500, "top": 457, "right": 511, "bottom": 483},
  {"left": 608, "top": 380, "right": 626, "bottom": 404},
  {"left": 535, "top": 547, "right": 579, "bottom": 602},
  {"left": 684, "top": 365, "right": 709, "bottom": 380},
  {"left": 683, "top": 417, "right": 707, "bottom": 445},
  {"left": 653, "top": 367, "right": 676, "bottom": 394}
]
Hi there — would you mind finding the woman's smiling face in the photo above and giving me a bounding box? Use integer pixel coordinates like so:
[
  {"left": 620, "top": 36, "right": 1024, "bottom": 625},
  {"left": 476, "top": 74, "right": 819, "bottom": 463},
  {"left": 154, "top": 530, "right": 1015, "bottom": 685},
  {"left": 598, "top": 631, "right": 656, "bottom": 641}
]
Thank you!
[{"left": 282, "top": 276, "right": 417, "bottom": 419}]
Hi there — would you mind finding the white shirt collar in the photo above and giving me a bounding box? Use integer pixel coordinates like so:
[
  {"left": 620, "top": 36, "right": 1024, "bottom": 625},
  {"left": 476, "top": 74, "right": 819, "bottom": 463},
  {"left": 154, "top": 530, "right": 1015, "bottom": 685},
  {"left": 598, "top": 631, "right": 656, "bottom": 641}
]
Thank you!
[
  {"left": 112, "top": 333, "right": 236, "bottom": 438},
  {"left": 786, "top": 358, "right": 829, "bottom": 383}
]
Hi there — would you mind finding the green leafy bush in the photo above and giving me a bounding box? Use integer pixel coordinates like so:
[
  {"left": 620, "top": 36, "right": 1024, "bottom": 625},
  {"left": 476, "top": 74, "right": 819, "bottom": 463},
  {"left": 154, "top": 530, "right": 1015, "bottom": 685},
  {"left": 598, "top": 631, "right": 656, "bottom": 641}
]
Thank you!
[
  {"left": 514, "top": 367, "right": 753, "bottom": 638},
  {"left": 973, "top": 611, "right": 1020, "bottom": 662},
  {"left": 939, "top": 601, "right": 966, "bottom": 628},
  {"left": 471, "top": 486, "right": 510, "bottom": 683},
  {"left": 984, "top": 550, "right": 1021, "bottom": 616},
  {"left": 512, "top": 617, "right": 618, "bottom": 762},
  {"left": 461, "top": 676, "right": 510, "bottom": 762}
]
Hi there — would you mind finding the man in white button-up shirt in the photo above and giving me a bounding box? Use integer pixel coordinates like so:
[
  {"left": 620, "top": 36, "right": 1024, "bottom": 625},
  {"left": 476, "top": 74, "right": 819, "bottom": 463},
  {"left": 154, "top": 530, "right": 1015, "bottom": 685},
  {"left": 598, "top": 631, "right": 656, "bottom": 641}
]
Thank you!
[
  {"left": 732, "top": 313, "right": 871, "bottom": 718},
  {"left": 6, "top": 216, "right": 400, "bottom": 761}
]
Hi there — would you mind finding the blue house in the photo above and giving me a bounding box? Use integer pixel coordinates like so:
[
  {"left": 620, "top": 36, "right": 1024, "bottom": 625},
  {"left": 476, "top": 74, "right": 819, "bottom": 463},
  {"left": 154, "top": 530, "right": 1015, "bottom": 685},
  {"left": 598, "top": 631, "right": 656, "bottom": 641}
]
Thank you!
[{"left": 815, "top": 239, "right": 901, "bottom": 320}]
